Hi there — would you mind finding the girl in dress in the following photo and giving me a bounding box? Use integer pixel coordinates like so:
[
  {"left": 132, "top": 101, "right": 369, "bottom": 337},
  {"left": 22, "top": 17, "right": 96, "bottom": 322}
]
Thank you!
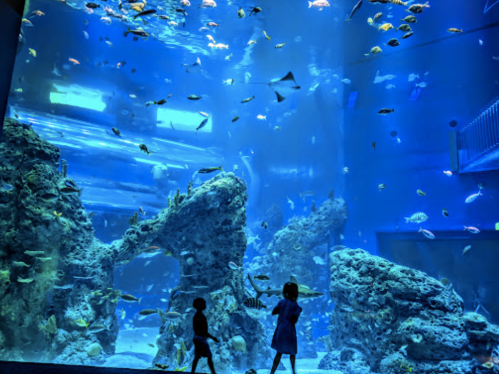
[{"left": 269, "top": 282, "right": 302, "bottom": 374}]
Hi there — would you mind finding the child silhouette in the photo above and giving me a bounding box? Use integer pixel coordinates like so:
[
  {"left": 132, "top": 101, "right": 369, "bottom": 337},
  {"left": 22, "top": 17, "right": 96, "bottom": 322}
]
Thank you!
[
  {"left": 191, "top": 298, "right": 219, "bottom": 374},
  {"left": 269, "top": 282, "right": 302, "bottom": 374}
]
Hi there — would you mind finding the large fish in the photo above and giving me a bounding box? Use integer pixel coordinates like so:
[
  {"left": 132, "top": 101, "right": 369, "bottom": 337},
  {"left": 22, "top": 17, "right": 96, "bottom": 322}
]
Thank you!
[
  {"left": 247, "top": 274, "right": 324, "bottom": 300},
  {"left": 345, "top": 0, "right": 362, "bottom": 22}
]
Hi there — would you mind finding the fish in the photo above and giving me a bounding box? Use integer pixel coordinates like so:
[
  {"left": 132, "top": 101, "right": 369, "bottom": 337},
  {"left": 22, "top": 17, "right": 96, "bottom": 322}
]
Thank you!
[
  {"left": 139, "top": 144, "right": 156, "bottom": 155},
  {"left": 244, "top": 298, "right": 267, "bottom": 309},
  {"left": 257, "top": 115, "right": 266, "bottom": 121},
  {"left": 401, "top": 31, "right": 414, "bottom": 39},
  {"left": 406, "top": 2, "right": 430, "bottom": 14},
  {"left": 248, "top": 39, "right": 257, "bottom": 45},
  {"left": 419, "top": 227, "right": 435, "bottom": 239},
  {"left": 248, "top": 274, "right": 324, "bottom": 300},
  {"left": 105, "top": 41, "right": 113, "bottom": 47},
  {"left": 342, "top": 167, "right": 349, "bottom": 174},
  {"left": 254, "top": 274, "right": 270, "bottom": 281},
  {"left": 245, "top": 71, "right": 300, "bottom": 103},
  {"left": 345, "top": 0, "right": 362, "bottom": 22},
  {"left": 17, "top": 276, "right": 34, "bottom": 283},
  {"left": 207, "top": 22, "right": 219, "bottom": 26},
  {"left": 223, "top": 79, "right": 235, "bottom": 85},
  {"left": 53, "top": 211, "right": 63, "bottom": 218},
  {"left": 287, "top": 196, "right": 295, "bottom": 210},
  {"left": 478, "top": 183, "right": 485, "bottom": 190},
  {"left": 237, "top": 7, "right": 245, "bottom": 18},
  {"left": 378, "top": 108, "right": 395, "bottom": 115},
  {"left": 378, "top": 183, "right": 386, "bottom": 191},
  {"left": 408, "top": 73, "right": 419, "bottom": 82},
  {"left": 462, "top": 245, "right": 472, "bottom": 256},
  {"left": 274, "top": 126, "right": 281, "bottom": 131},
  {"left": 187, "top": 95, "right": 202, "bottom": 100},
  {"left": 37, "top": 257, "right": 52, "bottom": 262},
  {"left": 139, "top": 309, "right": 158, "bottom": 316},
  {"left": 208, "top": 42, "right": 229, "bottom": 49},
  {"left": 85, "top": 2, "right": 100, "bottom": 8},
  {"left": 69, "top": 58, "right": 80, "bottom": 65},
  {"left": 29, "top": 48, "right": 36, "bottom": 57},
  {"left": 242, "top": 96, "right": 256, "bottom": 103},
  {"left": 112, "top": 127, "right": 121, "bottom": 137},
  {"left": 263, "top": 30, "right": 271, "bottom": 42},
  {"left": 443, "top": 171, "right": 453, "bottom": 177},
  {"left": 365, "top": 46, "right": 382, "bottom": 56},
  {"left": 121, "top": 309, "right": 126, "bottom": 319},
  {"left": 386, "top": 38, "right": 400, "bottom": 47},
  {"left": 199, "top": 0, "right": 216, "bottom": 7},
  {"left": 195, "top": 118, "right": 209, "bottom": 133},
  {"left": 248, "top": 6, "right": 262, "bottom": 16},
  {"left": 12, "top": 261, "right": 30, "bottom": 267},
  {"left": 261, "top": 221, "right": 269, "bottom": 229},
  {"left": 60, "top": 186, "right": 83, "bottom": 196},
  {"left": 198, "top": 165, "right": 223, "bottom": 174},
  {"left": 379, "top": 23, "right": 394, "bottom": 31},
  {"left": 373, "top": 71, "right": 397, "bottom": 84},
  {"left": 442, "top": 208, "right": 449, "bottom": 217},
  {"left": 313, "top": 256, "right": 326, "bottom": 265},
  {"left": 124, "top": 28, "right": 150, "bottom": 37},
  {"left": 367, "top": 17, "right": 374, "bottom": 26},
  {"left": 416, "top": 82, "right": 427, "bottom": 88},
  {"left": 25, "top": 250, "right": 46, "bottom": 256},
  {"left": 100, "top": 17, "right": 112, "bottom": 25},
  {"left": 74, "top": 318, "right": 89, "bottom": 328},
  {"left": 154, "top": 99, "right": 167, "bottom": 105},
  {"left": 88, "top": 324, "right": 109, "bottom": 333},
  {"left": 275, "top": 43, "right": 287, "bottom": 49},
  {"left": 158, "top": 310, "right": 183, "bottom": 320},
  {"left": 405, "top": 212, "right": 428, "bottom": 223},
  {"left": 465, "top": 191, "right": 481, "bottom": 203},
  {"left": 308, "top": 0, "right": 330, "bottom": 8},
  {"left": 232, "top": 116, "right": 240, "bottom": 123},
  {"left": 401, "top": 15, "right": 417, "bottom": 23},
  {"left": 228, "top": 261, "right": 239, "bottom": 270},
  {"left": 133, "top": 9, "right": 156, "bottom": 19},
  {"left": 22, "top": 18, "right": 34, "bottom": 26},
  {"left": 120, "top": 294, "right": 142, "bottom": 303},
  {"left": 373, "top": 12, "right": 383, "bottom": 22},
  {"left": 396, "top": 24, "right": 412, "bottom": 32},
  {"left": 148, "top": 343, "right": 155, "bottom": 348},
  {"left": 83, "top": 30, "right": 89, "bottom": 39},
  {"left": 391, "top": 0, "right": 407, "bottom": 5},
  {"left": 417, "top": 189, "right": 426, "bottom": 196},
  {"left": 464, "top": 225, "right": 480, "bottom": 234},
  {"left": 341, "top": 78, "right": 351, "bottom": 84}
]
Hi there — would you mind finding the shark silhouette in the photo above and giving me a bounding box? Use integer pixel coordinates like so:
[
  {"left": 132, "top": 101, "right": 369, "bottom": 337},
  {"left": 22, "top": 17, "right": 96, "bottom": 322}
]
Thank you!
[{"left": 248, "top": 274, "right": 324, "bottom": 300}]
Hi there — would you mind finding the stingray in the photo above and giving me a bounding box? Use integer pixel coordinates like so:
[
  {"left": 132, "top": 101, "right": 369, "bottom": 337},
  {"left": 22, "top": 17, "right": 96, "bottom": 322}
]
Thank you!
[
  {"left": 484, "top": 0, "right": 499, "bottom": 13},
  {"left": 182, "top": 57, "right": 202, "bottom": 74},
  {"left": 246, "top": 71, "right": 301, "bottom": 102}
]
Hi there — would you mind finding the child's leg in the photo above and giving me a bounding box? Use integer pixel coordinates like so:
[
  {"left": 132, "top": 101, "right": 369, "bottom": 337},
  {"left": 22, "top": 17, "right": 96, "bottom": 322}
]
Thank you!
[
  {"left": 270, "top": 352, "right": 283, "bottom": 374},
  {"left": 207, "top": 356, "right": 217, "bottom": 374},
  {"left": 290, "top": 355, "right": 296, "bottom": 374},
  {"left": 191, "top": 354, "right": 201, "bottom": 374}
]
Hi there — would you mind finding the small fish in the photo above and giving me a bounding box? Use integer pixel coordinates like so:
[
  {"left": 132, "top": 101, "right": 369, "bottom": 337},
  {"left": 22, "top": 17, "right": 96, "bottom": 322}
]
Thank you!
[
  {"left": 379, "top": 23, "right": 394, "bottom": 31},
  {"left": 105, "top": 41, "right": 113, "bottom": 47},
  {"left": 139, "top": 144, "right": 156, "bottom": 155},
  {"left": 139, "top": 206, "right": 146, "bottom": 216},
  {"left": 257, "top": 115, "right": 266, "bottom": 121},
  {"left": 345, "top": 0, "right": 362, "bottom": 22},
  {"left": 465, "top": 191, "right": 481, "bottom": 203},
  {"left": 479, "top": 39, "right": 483, "bottom": 46},
  {"left": 378, "top": 108, "right": 395, "bottom": 115},
  {"left": 154, "top": 99, "right": 167, "bottom": 105},
  {"left": 342, "top": 166, "right": 349, "bottom": 174},
  {"left": 478, "top": 182, "right": 485, "bottom": 190},
  {"left": 373, "top": 12, "right": 382, "bottom": 22},
  {"left": 372, "top": 141, "right": 376, "bottom": 149},
  {"left": 308, "top": 0, "right": 331, "bottom": 8},
  {"left": 462, "top": 245, "right": 472, "bottom": 256},
  {"left": 419, "top": 227, "right": 435, "bottom": 240},
  {"left": 386, "top": 38, "right": 400, "bottom": 47},
  {"left": 275, "top": 43, "right": 287, "bottom": 49},
  {"left": 405, "top": 212, "right": 428, "bottom": 223},
  {"left": 274, "top": 126, "right": 281, "bottom": 131},
  {"left": 367, "top": 17, "right": 374, "bottom": 26},
  {"left": 232, "top": 116, "right": 240, "bottom": 123},
  {"left": 248, "top": 39, "right": 257, "bottom": 45},
  {"left": 22, "top": 18, "right": 34, "bottom": 26},
  {"left": 417, "top": 189, "right": 426, "bottom": 196},
  {"left": 208, "top": 42, "right": 229, "bottom": 49},
  {"left": 198, "top": 165, "right": 223, "bottom": 174},
  {"left": 25, "top": 250, "right": 45, "bottom": 256},
  {"left": 396, "top": 24, "right": 412, "bottom": 32},
  {"left": 83, "top": 30, "right": 89, "bottom": 39},
  {"left": 416, "top": 82, "right": 427, "bottom": 88},
  {"left": 148, "top": 343, "right": 155, "bottom": 348},
  {"left": 120, "top": 294, "right": 142, "bottom": 303},
  {"left": 254, "top": 274, "right": 270, "bottom": 281},
  {"left": 29, "top": 48, "right": 37, "bottom": 57},
  {"left": 85, "top": 2, "right": 100, "bottom": 8},
  {"left": 386, "top": 84, "right": 396, "bottom": 89},
  {"left": 464, "top": 225, "right": 480, "bottom": 234},
  {"left": 225, "top": 54, "right": 233, "bottom": 61},
  {"left": 447, "top": 28, "right": 463, "bottom": 33},
  {"left": 401, "top": 31, "right": 414, "bottom": 39},
  {"left": 242, "top": 96, "right": 255, "bottom": 103},
  {"left": 365, "top": 46, "right": 382, "bottom": 56},
  {"left": 121, "top": 309, "right": 126, "bottom": 319},
  {"left": 401, "top": 15, "right": 417, "bottom": 23},
  {"left": 17, "top": 276, "right": 34, "bottom": 283},
  {"left": 163, "top": 311, "right": 182, "bottom": 319},
  {"left": 378, "top": 183, "right": 386, "bottom": 191},
  {"left": 341, "top": 78, "right": 351, "bottom": 84},
  {"left": 223, "top": 79, "right": 234, "bottom": 85},
  {"left": 54, "top": 211, "right": 63, "bottom": 218},
  {"left": 69, "top": 58, "right": 80, "bottom": 65},
  {"left": 263, "top": 30, "right": 271, "bottom": 42},
  {"left": 74, "top": 318, "right": 89, "bottom": 328},
  {"left": 442, "top": 208, "right": 449, "bottom": 217},
  {"left": 187, "top": 95, "right": 202, "bottom": 100},
  {"left": 244, "top": 297, "right": 266, "bottom": 309},
  {"left": 261, "top": 221, "right": 269, "bottom": 229},
  {"left": 199, "top": 111, "right": 209, "bottom": 117},
  {"left": 406, "top": 2, "right": 430, "bottom": 14},
  {"left": 12, "top": 261, "right": 30, "bottom": 267},
  {"left": 112, "top": 127, "right": 121, "bottom": 137},
  {"left": 228, "top": 261, "right": 239, "bottom": 270},
  {"left": 287, "top": 196, "right": 295, "bottom": 210},
  {"left": 139, "top": 309, "right": 158, "bottom": 316},
  {"left": 237, "top": 7, "right": 245, "bottom": 18}
]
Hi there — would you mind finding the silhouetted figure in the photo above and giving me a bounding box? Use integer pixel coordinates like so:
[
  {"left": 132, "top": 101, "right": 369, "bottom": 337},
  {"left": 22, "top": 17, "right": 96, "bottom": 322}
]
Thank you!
[
  {"left": 269, "top": 282, "right": 302, "bottom": 374},
  {"left": 191, "top": 298, "right": 219, "bottom": 374}
]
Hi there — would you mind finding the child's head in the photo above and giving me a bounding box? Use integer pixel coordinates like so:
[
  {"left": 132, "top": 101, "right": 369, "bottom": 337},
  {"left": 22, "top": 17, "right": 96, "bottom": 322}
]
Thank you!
[
  {"left": 193, "top": 297, "right": 207, "bottom": 311},
  {"left": 283, "top": 282, "right": 299, "bottom": 301}
]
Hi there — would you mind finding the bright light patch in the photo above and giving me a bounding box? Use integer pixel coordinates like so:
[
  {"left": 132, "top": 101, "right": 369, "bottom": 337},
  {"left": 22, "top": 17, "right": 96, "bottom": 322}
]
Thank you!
[
  {"left": 50, "top": 84, "right": 106, "bottom": 112},
  {"left": 157, "top": 108, "right": 212, "bottom": 133}
]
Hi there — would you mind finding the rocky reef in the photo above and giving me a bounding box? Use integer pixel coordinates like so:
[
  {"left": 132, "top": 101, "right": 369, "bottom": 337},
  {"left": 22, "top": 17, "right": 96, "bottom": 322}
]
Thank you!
[
  {"left": 0, "top": 118, "right": 274, "bottom": 371},
  {"left": 322, "top": 247, "right": 499, "bottom": 374},
  {"left": 246, "top": 196, "right": 348, "bottom": 359}
]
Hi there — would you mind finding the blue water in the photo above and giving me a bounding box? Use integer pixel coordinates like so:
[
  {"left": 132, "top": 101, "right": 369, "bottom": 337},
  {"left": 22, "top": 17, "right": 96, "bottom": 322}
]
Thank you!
[{"left": 4, "top": 0, "right": 499, "bottom": 369}]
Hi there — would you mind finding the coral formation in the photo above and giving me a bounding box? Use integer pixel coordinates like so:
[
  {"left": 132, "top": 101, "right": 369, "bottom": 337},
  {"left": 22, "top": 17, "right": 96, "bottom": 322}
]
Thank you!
[{"left": 324, "top": 247, "right": 499, "bottom": 374}]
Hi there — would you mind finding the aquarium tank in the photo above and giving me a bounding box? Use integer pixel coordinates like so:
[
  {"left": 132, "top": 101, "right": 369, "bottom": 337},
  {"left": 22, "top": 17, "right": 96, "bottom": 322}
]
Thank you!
[{"left": 1, "top": 0, "right": 499, "bottom": 373}]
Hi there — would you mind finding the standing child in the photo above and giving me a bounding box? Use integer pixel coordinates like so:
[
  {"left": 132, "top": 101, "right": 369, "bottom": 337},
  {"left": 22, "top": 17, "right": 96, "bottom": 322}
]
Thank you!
[
  {"left": 191, "top": 298, "right": 219, "bottom": 374},
  {"left": 269, "top": 282, "right": 302, "bottom": 374}
]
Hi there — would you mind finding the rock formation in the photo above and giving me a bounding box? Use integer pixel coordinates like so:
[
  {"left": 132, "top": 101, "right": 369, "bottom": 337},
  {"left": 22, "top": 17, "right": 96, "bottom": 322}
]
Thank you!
[
  {"left": 322, "top": 247, "right": 499, "bottom": 374},
  {"left": 0, "top": 118, "right": 274, "bottom": 371}
]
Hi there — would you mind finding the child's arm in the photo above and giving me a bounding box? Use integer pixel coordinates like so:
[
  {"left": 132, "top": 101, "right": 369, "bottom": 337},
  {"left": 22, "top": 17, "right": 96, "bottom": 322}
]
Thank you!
[
  {"left": 272, "top": 306, "right": 280, "bottom": 315},
  {"left": 207, "top": 332, "right": 219, "bottom": 343}
]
